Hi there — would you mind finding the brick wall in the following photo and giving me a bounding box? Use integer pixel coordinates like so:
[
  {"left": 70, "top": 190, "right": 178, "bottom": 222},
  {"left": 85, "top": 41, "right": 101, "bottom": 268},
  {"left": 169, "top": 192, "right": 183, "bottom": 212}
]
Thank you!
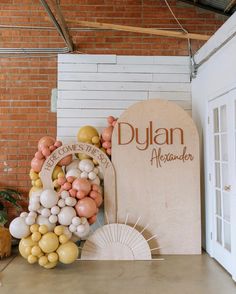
[{"left": 0, "top": 0, "right": 227, "bottom": 200}]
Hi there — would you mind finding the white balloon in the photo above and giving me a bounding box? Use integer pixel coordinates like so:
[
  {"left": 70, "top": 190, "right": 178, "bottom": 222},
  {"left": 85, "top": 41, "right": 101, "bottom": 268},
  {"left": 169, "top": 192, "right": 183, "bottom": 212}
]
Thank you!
[
  {"left": 30, "top": 190, "right": 42, "bottom": 201},
  {"left": 40, "top": 189, "right": 59, "bottom": 208},
  {"left": 93, "top": 167, "right": 99, "bottom": 174},
  {"left": 36, "top": 215, "right": 55, "bottom": 232},
  {"left": 58, "top": 206, "right": 76, "bottom": 226},
  {"left": 79, "top": 159, "right": 94, "bottom": 172},
  {"left": 20, "top": 212, "right": 28, "bottom": 218},
  {"left": 49, "top": 215, "right": 58, "bottom": 224},
  {"left": 81, "top": 217, "right": 88, "bottom": 225},
  {"left": 74, "top": 222, "right": 90, "bottom": 239},
  {"left": 65, "top": 159, "right": 80, "bottom": 172},
  {"left": 58, "top": 199, "right": 65, "bottom": 208},
  {"left": 72, "top": 216, "right": 81, "bottom": 226},
  {"left": 41, "top": 208, "right": 51, "bottom": 218},
  {"left": 97, "top": 166, "right": 104, "bottom": 180},
  {"left": 51, "top": 206, "right": 60, "bottom": 215},
  {"left": 69, "top": 224, "right": 77, "bottom": 233},
  {"left": 90, "top": 176, "right": 100, "bottom": 186},
  {"left": 65, "top": 197, "right": 77, "bottom": 207},
  {"left": 61, "top": 190, "right": 69, "bottom": 199},
  {"left": 9, "top": 217, "right": 30, "bottom": 239},
  {"left": 28, "top": 202, "right": 40, "bottom": 212},
  {"left": 66, "top": 168, "right": 81, "bottom": 179},
  {"left": 28, "top": 211, "right": 37, "bottom": 218},
  {"left": 25, "top": 216, "right": 35, "bottom": 226},
  {"left": 88, "top": 171, "right": 97, "bottom": 180}
]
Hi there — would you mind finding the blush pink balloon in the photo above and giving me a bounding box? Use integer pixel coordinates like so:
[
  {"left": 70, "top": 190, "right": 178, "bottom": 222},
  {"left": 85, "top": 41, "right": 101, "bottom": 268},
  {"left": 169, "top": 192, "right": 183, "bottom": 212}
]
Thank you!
[
  {"left": 62, "top": 182, "right": 72, "bottom": 191},
  {"left": 67, "top": 176, "right": 74, "bottom": 183},
  {"left": 35, "top": 151, "right": 44, "bottom": 160},
  {"left": 107, "top": 116, "right": 115, "bottom": 125},
  {"left": 38, "top": 136, "right": 55, "bottom": 150},
  {"left": 75, "top": 197, "right": 97, "bottom": 218},
  {"left": 107, "top": 148, "right": 111, "bottom": 155},
  {"left": 54, "top": 141, "right": 62, "bottom": 148},
  {"left": 58, "top": 155, "right": 73, "bottom": 167},
  {"left": 69, "top": 189, "right": 77, "bottom": 198},
  {"left": 49, "top": 145, "right": 57, "bottom": 151},
  {"left": 31, "top": 157, "right": 45, "bottom": 173},
  {"left": 102, "top": 126, "right": 113, "bottom": 141},
  {"left": 76, "top": 190, "right": 86, "bottom": 200},
  {"left": 112, "top": 121, "right": 117, "bottom": 127},
  {"left": 88, "top": 215, "right": 97, "bottom": 225},
  {"left": 102, "top": 141, "right": 111, "bottom": 149},
  {"left": 41, "top": 147, "right": 51, "bottom": 157},
  {"left": 92, "top": 184, "right": 99, "bottom": 192},
  {"left": 89, "top": 191, "right": 103, "bottom": 207},
  {"left": 72, "top": 178, "right": 91, "bottom": 195}
]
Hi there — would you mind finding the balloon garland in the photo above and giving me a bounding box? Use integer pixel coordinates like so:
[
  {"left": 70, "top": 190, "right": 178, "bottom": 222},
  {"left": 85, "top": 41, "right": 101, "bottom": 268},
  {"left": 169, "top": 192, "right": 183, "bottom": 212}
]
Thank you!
[{"left": 9, "top": 117, "right": 117, "bottom": 269}]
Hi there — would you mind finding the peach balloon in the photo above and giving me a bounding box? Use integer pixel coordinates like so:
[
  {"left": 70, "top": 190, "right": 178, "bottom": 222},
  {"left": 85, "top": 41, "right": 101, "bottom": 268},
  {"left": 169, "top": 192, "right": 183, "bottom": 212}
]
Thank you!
[
  {"left": 76, "top": 191, "right": 86, "bottom": 200},
  {"left": 42, "top": 147, "right": 51, "bottom": 157},
  {"left": 54, "top": 141, "right": 62, "bottom": 148},
  {"left": 69, "top": 189, "right": 77, "bottom": 198},
  {"left": 38, "top": 136, "right": 55, "bottom": 150},
  {"left": 107, "top": 116, "right": 115, "bottom": 125},
  {"left": 88, "top": 215, "right": 97, "bottom": 225},
  {"left": 102, "top": 126, "right": 113, "bottom": 141},
  {"left": 31, "top": 157, "right": 45, "bottom": 173},
  {"left": 58, "top": 155, "right": 73, "bottom": 167},
  {"left": 90, "top": 191, "right": 103, "bottom": 207},
  {"left": 35, "top": 151, "right": 44, "bottom": 160},
  {"left": 72, "top": 178, "right": 91, "bottom": 195},
  {"left": 75, "top": 198, "right": 97, "bottom": 218},
  {"left": 62, "top": 182, "right": 72, "bottom": 191}
]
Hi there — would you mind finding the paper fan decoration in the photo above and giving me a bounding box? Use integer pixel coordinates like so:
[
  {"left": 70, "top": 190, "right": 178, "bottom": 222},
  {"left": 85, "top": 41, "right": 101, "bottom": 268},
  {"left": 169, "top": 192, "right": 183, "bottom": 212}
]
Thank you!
[{"left": 81, "top": 223, "right": 152, "bottom": 260}]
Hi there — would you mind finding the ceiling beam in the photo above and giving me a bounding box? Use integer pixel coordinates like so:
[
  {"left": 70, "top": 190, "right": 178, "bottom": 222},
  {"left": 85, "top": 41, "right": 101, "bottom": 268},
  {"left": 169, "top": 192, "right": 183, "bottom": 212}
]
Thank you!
[
  {"left": 178, "top": 0, "right": 231, "bottom": 16},
  {"left": 67, "top": 20, "right": 211, "bottom": 41},
  {"left": 224, "top": 0, "right": 236, "bottom": 12}
]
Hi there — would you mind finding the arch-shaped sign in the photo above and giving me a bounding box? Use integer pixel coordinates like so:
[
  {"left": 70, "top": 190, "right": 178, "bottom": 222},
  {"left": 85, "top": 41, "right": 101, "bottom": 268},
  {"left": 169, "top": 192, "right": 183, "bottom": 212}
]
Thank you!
[
  {"left": 40, "top": 143, "right": 117, "bottom": 223},
  {"left": 112, "top": 99, "right": 201, "bottom": 254}
]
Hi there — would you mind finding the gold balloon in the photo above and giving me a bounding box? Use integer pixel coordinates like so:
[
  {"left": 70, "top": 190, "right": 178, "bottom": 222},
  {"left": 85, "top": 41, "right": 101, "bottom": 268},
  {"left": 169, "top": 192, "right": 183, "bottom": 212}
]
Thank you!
[
  {"left": 77, "top": 126, "right": 99, "bottom": 144},
  {"left": 54, "top": 225, "right": 64, "bottom": 236},
  {"left": 38, "top": 255, "right": 48, "bottom": 267},
  {"left": 30, "top": 224, "right": 39, "bottom": 233},
  {"left": 39, "top": 225, "right": 48, "bottom": 235},
  {"left": 19, "top": 237, "right": 37, "bottom": 259},
  {"left": 39, "top": 232, "right": 59, "bottom": 254},
  {"left": 28, "top": 255, "right": 37, "bottom": 264},
  {"left": 44, "top": 261, "right": 58, "bottom": 269},
  {"left": 31, "top": 232, "right": 41, "bottom": 242},
  {"left": 48, "top": 252, "right": 59, "bottom": 263},
  {"left": 57, "top": 241, "right": 79, "bottom": 264},
  {"left": 52, "top": 166, "right": 64, "bottom": 180}
]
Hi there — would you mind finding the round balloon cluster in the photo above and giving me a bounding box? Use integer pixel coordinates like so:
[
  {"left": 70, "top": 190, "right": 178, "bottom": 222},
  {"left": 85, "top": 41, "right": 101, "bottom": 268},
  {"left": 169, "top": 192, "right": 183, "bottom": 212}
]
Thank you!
[
  {"left": 19, "top": 224, "right": 78, "bottom": 269},
  {"left": 101, "top": 116, "right": 117, "bottom": 155}
]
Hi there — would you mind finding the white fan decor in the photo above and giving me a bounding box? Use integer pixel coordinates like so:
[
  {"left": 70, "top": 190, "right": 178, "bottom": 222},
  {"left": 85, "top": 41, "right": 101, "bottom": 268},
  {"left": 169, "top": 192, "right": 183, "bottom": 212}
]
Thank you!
[{"left": 81, "top": 215, "right": 156, "bottom": 260}]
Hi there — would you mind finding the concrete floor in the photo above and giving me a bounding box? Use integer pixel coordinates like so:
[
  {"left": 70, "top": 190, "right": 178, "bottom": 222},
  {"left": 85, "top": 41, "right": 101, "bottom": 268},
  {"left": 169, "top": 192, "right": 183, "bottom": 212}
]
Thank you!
[{"left": 0, "top": 253, "right": 236, "bottom": 294}]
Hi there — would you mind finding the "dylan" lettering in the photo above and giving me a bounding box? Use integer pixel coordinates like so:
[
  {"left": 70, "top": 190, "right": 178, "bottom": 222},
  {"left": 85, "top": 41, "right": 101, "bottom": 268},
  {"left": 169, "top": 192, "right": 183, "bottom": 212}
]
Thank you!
[{"left": 118, "top": 121, "right": 184, "bottom": 151}]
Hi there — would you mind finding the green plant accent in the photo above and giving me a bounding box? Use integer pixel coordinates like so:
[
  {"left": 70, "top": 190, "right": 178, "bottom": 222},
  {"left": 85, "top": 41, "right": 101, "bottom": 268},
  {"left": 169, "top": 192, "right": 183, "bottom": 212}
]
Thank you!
[{"left": 0, "top": 189, "right": 23, "bottom": 226}]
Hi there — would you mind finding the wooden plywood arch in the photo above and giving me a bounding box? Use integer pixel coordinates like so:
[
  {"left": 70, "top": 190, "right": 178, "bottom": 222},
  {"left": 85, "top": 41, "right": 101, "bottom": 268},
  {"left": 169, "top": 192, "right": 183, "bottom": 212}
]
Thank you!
[
  {"left": 112, "top": 99, "right": 201, "bottom": 254},
  {"left": 40, "top": 143, "right": 116, "bottom": 223}
]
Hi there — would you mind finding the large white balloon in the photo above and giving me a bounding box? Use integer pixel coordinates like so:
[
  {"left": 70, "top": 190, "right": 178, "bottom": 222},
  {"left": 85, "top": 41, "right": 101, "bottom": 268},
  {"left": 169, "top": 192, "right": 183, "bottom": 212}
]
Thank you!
[
  {"left": 66, "top": 168, "right": 81, "bottom": 179},
  {"left": 58, "top": 207, "right": 76, "bottom": 226},
  {"left": 9, "top": 217, "right": 30, "bottom": 239},
  {"left": 36, "top": 215, "right": 55, "bottom": 231},
  {"left": 40, "top": 189, "right": 59, "bottom": 208}
]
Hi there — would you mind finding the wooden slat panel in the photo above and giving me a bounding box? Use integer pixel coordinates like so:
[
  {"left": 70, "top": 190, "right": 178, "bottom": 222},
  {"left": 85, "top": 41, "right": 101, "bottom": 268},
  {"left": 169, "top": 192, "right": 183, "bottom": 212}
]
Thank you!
[
  {"left": 58, "top": 63, "right": 98, "bottom": 72},
  {"left": 57, "top": 108, "right": 124, "bottom": 118}
]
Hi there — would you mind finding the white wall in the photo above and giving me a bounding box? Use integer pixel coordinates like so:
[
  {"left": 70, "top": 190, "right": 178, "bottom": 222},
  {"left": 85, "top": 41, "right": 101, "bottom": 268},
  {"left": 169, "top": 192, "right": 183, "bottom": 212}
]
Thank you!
[
  {"left": 192, "top": 12, "right": 236, "bottom": 253},
  {"left": 57, "top": 54, "right": 191, "bottom": 142}
]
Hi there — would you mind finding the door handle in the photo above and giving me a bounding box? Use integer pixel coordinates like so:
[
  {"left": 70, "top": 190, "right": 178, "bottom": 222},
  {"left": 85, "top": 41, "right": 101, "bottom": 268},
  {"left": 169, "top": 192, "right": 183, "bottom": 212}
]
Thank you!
[{"left": 224, "top": 185, "right": 231, "bottom": 191}]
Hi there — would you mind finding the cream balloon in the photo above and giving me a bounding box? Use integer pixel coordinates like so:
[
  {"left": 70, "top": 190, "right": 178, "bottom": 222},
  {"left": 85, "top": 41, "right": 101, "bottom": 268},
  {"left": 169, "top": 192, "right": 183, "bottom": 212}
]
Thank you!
[
  {"left": 74, "top": 222, "right": 90, "bottom": 239},
  {"left": 19, "top": 237, "right": 37, "bottom": 259},
  {"left": 9, "top": 217, "right": 30, "bottom": 239},
  {"left": 40, "top": 189, "right": 59, "bottom": 208},
  {"left": 36, "top": 215, "right": 55, "bottom": 232},
  {"left": 66, "top": 168, "right": 81, "bottom": 179},
  {"left": 58, "top": 207, "right": 76, "bottom": 226}
]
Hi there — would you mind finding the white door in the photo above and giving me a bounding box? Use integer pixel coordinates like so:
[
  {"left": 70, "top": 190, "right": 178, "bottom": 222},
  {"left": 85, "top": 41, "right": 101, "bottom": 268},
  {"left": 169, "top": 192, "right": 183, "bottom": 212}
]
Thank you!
[{"left": 209, "top": 91, "right": 236, "bottom": 280}]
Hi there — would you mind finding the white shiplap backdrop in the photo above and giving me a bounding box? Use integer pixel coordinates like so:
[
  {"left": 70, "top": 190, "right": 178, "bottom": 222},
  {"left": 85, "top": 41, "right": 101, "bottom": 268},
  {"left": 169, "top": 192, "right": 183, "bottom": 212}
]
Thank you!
[{"left": 57, "top": 54, "right": 191, "bottom": 142}]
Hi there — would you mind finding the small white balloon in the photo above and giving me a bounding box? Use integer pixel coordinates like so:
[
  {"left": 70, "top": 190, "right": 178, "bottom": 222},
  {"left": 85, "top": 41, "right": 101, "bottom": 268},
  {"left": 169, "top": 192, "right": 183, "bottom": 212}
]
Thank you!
[
  {"left": 9, "top": 217, "right": 30, "bottom": 239},
  {"left": 36, "top": 215, "right": 55, "bottom": 232},
  {"left": 20, "top": 212, "right": 28, "bottom": 218},
  {"left": 65, "top": 197, "right": 77, "bottom": 207},
  {"left": 88, "top": 171, "right": 97, "bottom": 180},
  {"left": 93, "top": 167, "right": 99, "bottom": 174},
  {"left": 61, "top": 190, "right": 69, "bottom": 199},
  {"left": 25, "top": 216, "right": 35, "bottom": 226},
  {"left": 65, "top": 159, "right": 80, "bottom": 172},
  {"left": 41, "top": 208, "right": 51, "bottom": 218},
  {"left": 29, "top": 202, "right": 40, "bottom": 212},
  {"left": 90, "top": 176, "right": 100, "bottom": 186},
  {"left": 81, "top": 217, "right": 88, "bottom": 225},
  {"left": 58, "top": 206, "right": 76, "bottom": 226},
  {"left": 40, "top": 189, "right": 59, "bottom": 208},
  {"left": 51, "top": 206, "right": 60, "bottom": 215},
  {"left": 49, "top": 215, "right": 58, "bottom": 224},
  {"left": 75, "top": 222, "right": 90, "bottom": 239},
  {"left": 37, "top": 206, "right": 44, "bottom": 214},
  {"left": 58, "top": 199, "right": 66, "bottom": 208},
  {"left": 28, "top": 211, "right": 37, "bottom": 218},
  {"left": 97, "top": 166, "right": 104, "bottom": 180},
  {"left": 72, "top": 216, "right": 81, "bottom": 226},
  {"left": 69, "top": 224, "right": 77, "bottom": 233},
  {"left": 80, "top": 171, "right": 88, "bottom": 179}
]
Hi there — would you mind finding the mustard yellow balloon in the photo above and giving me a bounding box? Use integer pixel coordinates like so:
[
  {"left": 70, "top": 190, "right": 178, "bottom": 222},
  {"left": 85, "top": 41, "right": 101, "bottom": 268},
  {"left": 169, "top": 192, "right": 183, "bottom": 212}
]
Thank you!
[
  {"left": 48, "top": 252, "right": 59, "bottom": 263},
  {"left": 57, "top": 241, "right": 79, "bottom": 264},
  {"left": 59, "top": 234, "right": 69, "bottom": 244},
  {"left": 30, "top": 224, "right": 39, "bottom": 233},
  {"left": 52, "top": 166, "right": 63, "bottom": 180},
  {"left": 31, "top": 232, "right": 42, "bottom": 242},
  {"left": 54, "top": 225, "right": 64, "bottom": 236},
  {"left": 19, "top": 237, "right": 37, "bottom": 259},
  {"left": 77, "top": 126, "right": 99, "bottom": 144},
  {"left": 39, "top": 225, "right": 48, "bottom": 235},
  {"left": 38, "top": 255, "right": 48, "bottom": 267},
  {"left": 44, "top": 261, "right": 58, "bottom": 269},
  {"left": 35, "top": 178, "right": 42, "bottom": 188},
  {"left": 39, "top": 232, "right": 59, "bottom": 254},
  {"left": 28, "top": 255, "right": 37, "bottom": 264},
  {"left": 31, "top": 245, "right": 42, "bottom": 257}
]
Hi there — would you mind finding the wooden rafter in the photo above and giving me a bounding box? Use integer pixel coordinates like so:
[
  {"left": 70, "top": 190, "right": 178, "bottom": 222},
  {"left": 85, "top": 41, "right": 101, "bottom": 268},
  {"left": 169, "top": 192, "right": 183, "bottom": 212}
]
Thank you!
[
  {"left": 224, "top": 0, "right": 236, "bottom": 12},
  {"left": 67, "top": 20, "right": 211, "bottom": 41}
]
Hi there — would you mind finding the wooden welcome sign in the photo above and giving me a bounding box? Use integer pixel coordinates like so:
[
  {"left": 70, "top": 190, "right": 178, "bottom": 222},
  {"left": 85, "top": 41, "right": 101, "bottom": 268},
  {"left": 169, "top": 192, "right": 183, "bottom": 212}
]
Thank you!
[{"left": 112, "top": 99, "right": 201, "bottom": 254}]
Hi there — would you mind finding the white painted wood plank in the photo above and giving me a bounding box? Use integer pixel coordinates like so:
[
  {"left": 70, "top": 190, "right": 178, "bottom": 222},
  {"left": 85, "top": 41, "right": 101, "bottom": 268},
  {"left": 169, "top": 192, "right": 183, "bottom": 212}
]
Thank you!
[
  {"left": 58, "top": 127, "right": 104, "bottom": 138},
  {"left": 98, "top": 64, "right": 189, "bottom": 74},
  {"left": 57, "top": 90, "right": 148, "bottom": 100},
  {"left": 148, "top": 91, "right": 191, "bottom": 100},
  {"left": 58, "top": 54, "right": 117, "bottom": 64},
  {"left": 152, "top": 73, "right": 189, "bottom": 83},
  {"left": 58, "top": 63, "right": 98, "bottom": 72},
  {"left": 58, "top": 118, "right": 108, "bottom": 127},
  {"left": 59, "top": 81, "right": 191, "bottom": 92},
  {"left": 58, "top": 72, "right": 153, "bottom": 82},
  {"left": 57, "top": 99, "right": 141, "bottom": 109},
  {"left": 57, "top": 108, "right": 124, "bottom": 118},
  {"left": 116, "top": 55, "right": 189, "bottom": 65}
]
